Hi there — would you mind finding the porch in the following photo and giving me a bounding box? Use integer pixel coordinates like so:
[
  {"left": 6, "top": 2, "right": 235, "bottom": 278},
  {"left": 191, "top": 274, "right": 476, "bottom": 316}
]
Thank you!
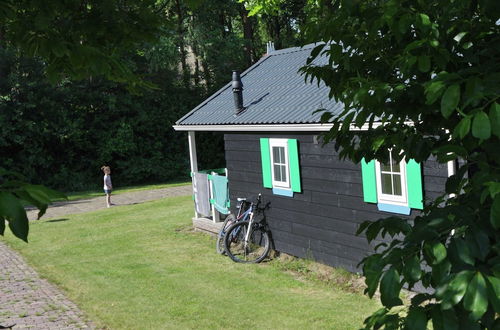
[{"left": 187, "top": 131, "right": 228, "bottom": 235}]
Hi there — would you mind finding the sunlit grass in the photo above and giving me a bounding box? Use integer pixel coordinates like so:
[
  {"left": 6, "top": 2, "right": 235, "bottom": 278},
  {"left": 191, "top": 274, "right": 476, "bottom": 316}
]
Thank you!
[{"left": 5, "top": 196, "right": 378, "bottom": 329}]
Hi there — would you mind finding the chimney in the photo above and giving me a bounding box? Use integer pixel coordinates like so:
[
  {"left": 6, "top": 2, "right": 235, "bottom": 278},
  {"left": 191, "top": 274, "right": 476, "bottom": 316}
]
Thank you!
[
  {"left": 266, "top": 41, "right": 275, "bottom": 54},
  {"left": 232, "top": 70, "right": 244, "bottom": 114}
]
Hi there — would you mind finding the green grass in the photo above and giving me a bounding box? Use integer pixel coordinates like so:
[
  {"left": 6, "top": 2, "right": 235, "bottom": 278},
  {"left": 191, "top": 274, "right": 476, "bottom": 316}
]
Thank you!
[
  {"left": 5, "top": 196, "right": 378, "bottom": 329},
  {"left": 60, "top": 181, "right": 190, "bottom": 201}
]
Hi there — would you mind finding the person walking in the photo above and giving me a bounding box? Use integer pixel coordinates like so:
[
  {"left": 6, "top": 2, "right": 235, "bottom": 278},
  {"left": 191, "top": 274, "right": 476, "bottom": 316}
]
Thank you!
[{"left": 101, "top": 166, "right": 113, "bottom": 208}]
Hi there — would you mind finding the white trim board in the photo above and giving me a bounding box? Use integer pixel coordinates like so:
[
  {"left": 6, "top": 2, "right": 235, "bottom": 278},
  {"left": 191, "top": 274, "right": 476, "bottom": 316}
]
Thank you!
[{"left": 173, "top": 122, "right": 414, "bottom": 132}]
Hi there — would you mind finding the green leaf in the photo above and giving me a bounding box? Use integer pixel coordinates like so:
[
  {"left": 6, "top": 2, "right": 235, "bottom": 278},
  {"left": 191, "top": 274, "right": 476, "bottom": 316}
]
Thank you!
[
  {"left": 440, "top": 84, "right": 460, "bottom": 118},
  {"left": 432, "top": 260, "right": 451, "bottom": 285},
  {"left": 418, "top": 13, "right": 431, "bottom": 29},
  {"left": 463, "top": 272, "right": 488, "bottom": 320},
  {"left": 0, "top": 192, "right": 29, "bottom": 242},
  {"left": 471, "top": 111, "right": 491, "bottom": 140},
  {"left": 426, "top": 242, "right": 447, "bottom": 265},
  {"left": 454, "top": 32, "right": 468, "bottom": 43},
  {"left": 406, "top": 307, "right": 428, "bottom": 330},
  {"left": 451, "top": 238, "right": 474, "bottom": 266},
  {"left": 404, "top": 255, "right": 422, "bottom": 282},
  {"left": 466, "top": 227, "right": 490, "bottom": 261},
  {"left": 418, "top": 55, "right": 430, "bottom": 72},
  {"left": 425, "top": 81, "right": 445, "bottom": 105},
  {"left": 486, "top": 181, "right": 500, "bottom": 199},
  {"left": 356, "top": 221, "right": 372, "bottom": 236},
  {"left": 439, "top": 270, "right": 473, "bottom": 309},
  {"left": 486, "top": 276, "right": 500, "bottom": 314},
  {"left": 491, "top": 195, "right": 500, "bottom": 230},
  {"left": 362, "top": 254, "right": 384, "bottom": 298},
  {"left": 430, "top": 306, "right": 459, "bottom": 330},
  {"left": 489, "top": 102, "right": 500, "bottom": 138},
  {"left": 452, "top": 116, "right": 471, "bottom": 139},
  {"left": 380, "top": 268, "right": 403, "bottom": 308}
]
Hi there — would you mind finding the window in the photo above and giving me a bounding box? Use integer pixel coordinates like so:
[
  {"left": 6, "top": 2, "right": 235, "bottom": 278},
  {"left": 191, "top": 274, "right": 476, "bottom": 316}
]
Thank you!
[
  {"left": 260, "top": 138, "right": 301, "bottom": 197},
  {"left": 375, "top": 150, "right": 407, "bottom": 206},
  {"left": 270, "top": 139, "right": 290, "bottom": 188},
  {"left": 361, "top": 151, "right": 423, "bottom": 215}
]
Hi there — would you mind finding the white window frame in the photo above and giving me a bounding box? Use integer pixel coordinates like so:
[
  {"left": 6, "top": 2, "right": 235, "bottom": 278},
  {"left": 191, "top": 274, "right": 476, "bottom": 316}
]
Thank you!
[
  {"left": 375, "top": 150, "right": 408, "bottom": 206},
  {"left": 269, "top": 138, "right": 290, "bottom": 189}
]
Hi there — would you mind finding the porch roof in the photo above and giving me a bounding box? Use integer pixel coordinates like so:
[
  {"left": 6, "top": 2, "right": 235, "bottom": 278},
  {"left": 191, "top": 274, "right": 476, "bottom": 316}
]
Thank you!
[{"left": 175, "top": 43, "right": 344, "bottom": 128}]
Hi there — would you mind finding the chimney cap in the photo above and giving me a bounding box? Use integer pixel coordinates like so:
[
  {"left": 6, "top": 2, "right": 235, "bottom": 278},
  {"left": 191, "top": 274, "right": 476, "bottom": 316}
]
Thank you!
[{"left": 232, "top": 70, "right": 243, "bottom": 89}]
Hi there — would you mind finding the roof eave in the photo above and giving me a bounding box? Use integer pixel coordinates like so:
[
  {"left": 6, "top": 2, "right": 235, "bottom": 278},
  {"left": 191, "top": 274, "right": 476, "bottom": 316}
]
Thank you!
[{"left": 172, "top": 122, "right": 412, "bottom": 132}]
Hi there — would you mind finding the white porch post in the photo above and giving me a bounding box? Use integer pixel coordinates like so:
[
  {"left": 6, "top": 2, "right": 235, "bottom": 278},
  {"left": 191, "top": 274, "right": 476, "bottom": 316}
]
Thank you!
[
  {"left": 188, "top": 131, "right": 199, "bottom": 218},
  {"left": 188, "top": 131, "right": 198, "bottom": 173}
]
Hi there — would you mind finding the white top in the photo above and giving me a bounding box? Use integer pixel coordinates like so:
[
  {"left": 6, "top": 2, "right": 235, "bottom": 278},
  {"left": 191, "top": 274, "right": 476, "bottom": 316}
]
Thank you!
[{"left": 103, "top": 174, "right": 112, "bottom": 190}]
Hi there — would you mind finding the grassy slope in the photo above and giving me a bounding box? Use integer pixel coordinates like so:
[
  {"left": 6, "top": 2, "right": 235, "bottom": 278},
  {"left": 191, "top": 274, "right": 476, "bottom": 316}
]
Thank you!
[{"left": 5, "top": 196, "right": 378, "bottom": 329}]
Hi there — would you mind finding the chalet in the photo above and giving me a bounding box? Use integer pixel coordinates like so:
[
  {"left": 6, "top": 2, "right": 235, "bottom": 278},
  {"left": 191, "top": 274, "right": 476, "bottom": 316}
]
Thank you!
[{"left": 173, "top": 43, "right": 451, "bottom": 272}]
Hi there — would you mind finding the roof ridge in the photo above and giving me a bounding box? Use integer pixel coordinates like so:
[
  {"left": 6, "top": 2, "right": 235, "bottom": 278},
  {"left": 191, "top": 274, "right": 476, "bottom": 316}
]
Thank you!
[{"left": 266, "top": 42, "right": 324, "bottom": 56}]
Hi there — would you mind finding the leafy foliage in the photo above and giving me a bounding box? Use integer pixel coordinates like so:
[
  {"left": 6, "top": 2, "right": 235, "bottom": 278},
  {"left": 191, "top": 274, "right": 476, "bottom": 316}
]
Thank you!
[
  {"left": 0, "top": 0, "right": 162, "bottom": 87},
  {"left": 295, "top": 0, "right": 500, "bottom": 328},
  {"left": 251, "top": 0, "right": 500, "bottom": 328}
]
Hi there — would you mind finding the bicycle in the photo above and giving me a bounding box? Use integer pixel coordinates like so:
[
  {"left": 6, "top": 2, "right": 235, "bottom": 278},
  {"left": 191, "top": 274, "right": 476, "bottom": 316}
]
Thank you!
[
  {"left": 223, "top": 194, "right": 271, "bottom": 263},
  {"left": 215, "top": 197, "right": 252, "bottom": 255}
]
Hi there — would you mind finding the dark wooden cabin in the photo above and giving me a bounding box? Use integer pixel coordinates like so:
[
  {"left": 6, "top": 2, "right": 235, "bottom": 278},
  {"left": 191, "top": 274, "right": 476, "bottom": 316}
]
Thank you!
[{"left": 173, "top": 43, "right": 450, "bottom": 273}]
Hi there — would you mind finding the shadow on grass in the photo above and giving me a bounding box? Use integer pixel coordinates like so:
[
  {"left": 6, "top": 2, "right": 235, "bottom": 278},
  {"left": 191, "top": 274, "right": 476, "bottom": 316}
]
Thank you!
[{"left": 45, "top": 218, "right": 70, "bottom": 223}]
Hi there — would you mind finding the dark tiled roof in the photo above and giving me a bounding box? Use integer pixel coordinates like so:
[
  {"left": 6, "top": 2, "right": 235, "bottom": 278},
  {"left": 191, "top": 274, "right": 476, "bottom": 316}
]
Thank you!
[{"left": 176, "top": 43, "right": 344, "bottom": 126}]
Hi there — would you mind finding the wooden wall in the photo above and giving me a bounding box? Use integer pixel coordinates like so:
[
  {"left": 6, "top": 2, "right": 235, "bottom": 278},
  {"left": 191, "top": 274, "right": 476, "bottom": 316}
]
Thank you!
[{"left": 224, "top": 132, "right": 448, "bottom": 273}]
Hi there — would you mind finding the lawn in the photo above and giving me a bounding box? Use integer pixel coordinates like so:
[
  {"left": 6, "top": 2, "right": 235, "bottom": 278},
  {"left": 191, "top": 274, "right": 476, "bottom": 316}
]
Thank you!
[{"left": 5, "top": 195, "right": 378, "bottom": 329}]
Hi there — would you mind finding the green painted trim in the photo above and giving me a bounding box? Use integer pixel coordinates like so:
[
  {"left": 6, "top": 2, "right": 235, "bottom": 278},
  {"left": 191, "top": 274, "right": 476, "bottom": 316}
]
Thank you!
[
  {"left": 361, "top": 158, "right": 377, "bottom": 203},
  {"left": 407, "top": 159, "right": 424, "bottom": 210},
  {"left": 209, "top": 198, "right": 215, "bottom": 204},
  {"left": 260, "top": 138, "right": 273, "bottom": 188},
  {"left": 288, "top": 139, "right": 301, "bottom": 192}
]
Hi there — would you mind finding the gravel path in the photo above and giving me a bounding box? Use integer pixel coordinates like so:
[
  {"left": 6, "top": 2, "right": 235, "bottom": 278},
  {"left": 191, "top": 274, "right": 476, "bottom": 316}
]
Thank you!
[
  {"left": 27, "top": 185, "right": 192, "bottom": 221},
  {"left": 1, "top": 185, "right": 193, "bottom": 329}
]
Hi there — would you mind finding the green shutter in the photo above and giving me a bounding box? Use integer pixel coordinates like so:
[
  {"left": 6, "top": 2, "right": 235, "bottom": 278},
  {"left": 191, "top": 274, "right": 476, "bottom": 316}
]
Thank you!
[
  {"left": 260, "top": 138, "right": 272, "bottom": 188},
  {"left": 406, "top": 159, "right": 424, "bottom": 209},
  {"left": 288, "top": 139, "right": 301, "bottom": 192},
  {"left": 361, "top": 158, "right": 377, "bottom": 203}
]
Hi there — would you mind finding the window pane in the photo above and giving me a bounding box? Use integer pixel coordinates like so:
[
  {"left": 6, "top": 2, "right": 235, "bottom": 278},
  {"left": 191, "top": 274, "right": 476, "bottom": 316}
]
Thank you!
[
  {"left": 279, "top": 147, "right": 286, "bottom": 164},
  {"left": 381, "top": 173, "right": 393, "bottom": 194},
  {"left": 273, "top": 147, "right": 280, "bottom": 163},
  {"left": 381, "top": 162, "right": 391, "bottom": 172},
  {"left": 274, "top": 165, "right": 282, "bottom": 181},
  {"left": 280, "top": 165, "right": 287, "bottom": 182},
  {"left": 393, "top": 174, "right": 402, "bottom": 196},
  {"left": 392, "top": 160, "right": 400, "bottom": 173}
]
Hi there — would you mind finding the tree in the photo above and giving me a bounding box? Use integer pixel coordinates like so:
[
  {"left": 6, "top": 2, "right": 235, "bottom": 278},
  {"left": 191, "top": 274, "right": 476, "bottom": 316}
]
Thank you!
[
  {"left": 247, "top": 0, "right": 500, "bottom": 328},
  {"left": 0, "top": 0, "right": 161, "bottom": 86},
  {"left": 0, "top": 0, "right": 163, "bottom": 241}
]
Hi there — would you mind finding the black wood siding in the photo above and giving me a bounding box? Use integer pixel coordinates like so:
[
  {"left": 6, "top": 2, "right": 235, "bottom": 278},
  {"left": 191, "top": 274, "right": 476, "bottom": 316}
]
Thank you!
[{"left": 224, "top": 132, "right": 448, "bottom": 273}]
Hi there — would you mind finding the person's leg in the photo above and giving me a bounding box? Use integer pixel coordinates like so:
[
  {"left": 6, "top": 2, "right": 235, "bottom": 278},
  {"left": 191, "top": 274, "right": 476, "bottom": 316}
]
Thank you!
[{"left": 106, "top": 193, "right": 111, "bottom": 207}]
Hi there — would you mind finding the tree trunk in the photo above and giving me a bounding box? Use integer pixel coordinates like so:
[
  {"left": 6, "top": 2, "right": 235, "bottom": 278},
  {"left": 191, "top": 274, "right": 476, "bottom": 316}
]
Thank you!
[
  {"left": 239, "top": 5, "right": 256, "bottom": 65},
  {"left": 174, "top": 0, "right": 190, "bottom": 88}
]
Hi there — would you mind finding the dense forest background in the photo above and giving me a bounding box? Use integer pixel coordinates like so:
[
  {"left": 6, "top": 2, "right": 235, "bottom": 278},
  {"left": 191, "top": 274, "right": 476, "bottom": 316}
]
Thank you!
[{"left": 0, "top": 0, "right": 312, "bottom": 191}]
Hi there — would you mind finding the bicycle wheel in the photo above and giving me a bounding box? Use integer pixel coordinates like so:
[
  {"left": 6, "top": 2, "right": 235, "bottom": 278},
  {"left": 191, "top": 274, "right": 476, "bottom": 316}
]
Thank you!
[
  {"left": 216, "top": 214, "right": 235, "bottom": 255},
  {"left": 224, "top": 221, "right": 270, "bottom": 263}
]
